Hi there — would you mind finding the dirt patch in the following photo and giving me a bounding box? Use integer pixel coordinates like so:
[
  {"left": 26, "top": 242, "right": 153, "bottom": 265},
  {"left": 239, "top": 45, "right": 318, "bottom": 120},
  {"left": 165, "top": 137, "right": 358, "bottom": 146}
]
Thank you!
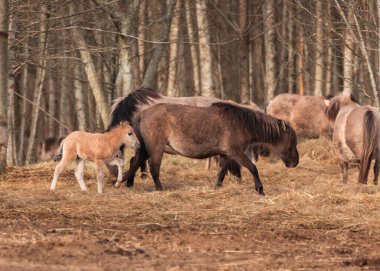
[{"left": 0, "top": 138, "right": 379, "bottom": 270}]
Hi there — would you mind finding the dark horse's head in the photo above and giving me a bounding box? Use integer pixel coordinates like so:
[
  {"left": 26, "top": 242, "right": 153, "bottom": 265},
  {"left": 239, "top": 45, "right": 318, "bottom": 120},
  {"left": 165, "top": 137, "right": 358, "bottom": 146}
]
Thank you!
[
  {"left": 107, "top": 87, "right": 161, "bottom": 131},
  {"left": 270, "top": 120, "right": 299, "bottom": 168},
  {"left": 212, "top": 102, "right": 299, "bottom": 168}
]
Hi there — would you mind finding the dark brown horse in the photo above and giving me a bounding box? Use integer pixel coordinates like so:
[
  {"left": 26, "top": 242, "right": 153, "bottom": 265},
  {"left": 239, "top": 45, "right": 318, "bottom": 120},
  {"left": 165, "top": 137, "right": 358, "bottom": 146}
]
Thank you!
[
  {"left": 107, "top": 87, "right": 264, "bottom": 181},
  {"left": 267, "top": 93, "right": 332, "bottom": 138},
  {"left": 325, "top": 91, "right": 380, "bottom": 184},
  {"left": 122, "top": 102, "right": 299, "bottom": 195}
]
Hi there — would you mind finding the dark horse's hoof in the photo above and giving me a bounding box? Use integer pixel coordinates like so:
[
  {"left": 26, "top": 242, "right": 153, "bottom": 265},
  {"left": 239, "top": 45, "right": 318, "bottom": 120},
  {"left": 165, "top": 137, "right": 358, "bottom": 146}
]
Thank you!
[
  {"left": 257, "top": 187, "right": 265, "bottom": 196},
  {"left": 125, "top": 181, "right": 134, "bottom": 188}
]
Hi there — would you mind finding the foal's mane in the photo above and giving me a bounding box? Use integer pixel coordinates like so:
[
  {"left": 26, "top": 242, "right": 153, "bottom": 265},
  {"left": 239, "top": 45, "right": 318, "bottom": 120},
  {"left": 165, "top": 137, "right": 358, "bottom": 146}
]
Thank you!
[
  {"left": 325, "top": 92, "right": 360, "bottom": 122},
  {"left": 211, "top": 102, "right": 297, "bottom": 145},
  {"left": 107, "top": 87, "right": 161, "bottom": 131}
]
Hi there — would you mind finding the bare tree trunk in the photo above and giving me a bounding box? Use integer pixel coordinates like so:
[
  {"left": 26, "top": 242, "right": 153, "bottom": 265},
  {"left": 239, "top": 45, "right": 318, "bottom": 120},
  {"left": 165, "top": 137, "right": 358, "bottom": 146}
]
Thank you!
[
  {"left": 25, "top": 4, "right": 48, "bottom": 164},
  {"left": 297, "top": 27, "right": 305, "bottom": 95},
  {"left": 185, "top": 1, "right": 201, "bottom": 95},
  {"left": 341, "top": 7, "right": 354, "bottom": 94},
  {"left": 195, "top": 0, "right": 214, "bottom": 97},
  {"left": 72, "top": 30, "right": 110, "bottom": 126},
  {"left": 167, "top": 0, "right": 181, "bottom": 96},
  {"left": 335, "top": 0, "right": 379, "bottom": 105},
  {"left": 74, "top": 63, "right": 86, "bottom": 131},
  {"left": 287, "top": 4, "right": 295, "bottom": 94},
  {"left": 138, "top": 1, "right": 147, "bottom": 79},
  {"left": 1, "top": 1, "right": 10, "bottom": 171},
  {"left": 59, "top": 57, "right": 68, "bottom": 136},
  {"left": 6, "top": 76, "right": 15, "bottom": 165},
  {"left": 142, "top": 0, "right": 176, "bottom": 89},
  {"left": 0, "top": 0, "right": 8, "bottom": 122},
  {"left": 47, "top": 74, "right": 56, "bottom": 136},
  {"left": 18, "top": 48, "right": 28, "bottom": 165},
  {"left": 239, "top": 0, "right": 250, "bottom": 103},
  {"left": 263, "top": 0, "right": 276, "bottom": 101},
  {"left": 314, "top": 0, "right": 324, "bottom": 96}
]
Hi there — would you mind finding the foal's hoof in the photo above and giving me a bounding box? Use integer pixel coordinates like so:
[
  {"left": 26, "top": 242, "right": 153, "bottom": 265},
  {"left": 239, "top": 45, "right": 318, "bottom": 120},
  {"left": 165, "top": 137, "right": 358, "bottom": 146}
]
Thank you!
[{"left": 114, "top": 181, "right": 122, "bottom": 188}]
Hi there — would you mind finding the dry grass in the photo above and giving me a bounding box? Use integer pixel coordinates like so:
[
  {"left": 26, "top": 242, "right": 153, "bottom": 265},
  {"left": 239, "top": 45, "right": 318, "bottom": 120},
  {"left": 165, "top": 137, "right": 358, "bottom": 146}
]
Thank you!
[{"left": 0, "top": 138, "right": 379, "bottom": 270}]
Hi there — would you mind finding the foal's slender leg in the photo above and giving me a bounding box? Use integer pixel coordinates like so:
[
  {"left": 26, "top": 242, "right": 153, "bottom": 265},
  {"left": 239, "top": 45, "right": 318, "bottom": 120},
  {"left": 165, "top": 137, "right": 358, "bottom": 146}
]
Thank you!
[
  {"left": 74, "top": 159, "right": 87, "bottom": 191},
  {"left": 341, "top": 161, "right": 348, "bottom": 184},
  {"left": 50, "top": 160, "right": 71, "bottom": 191},
  {"left": 123, "top": 147, "right": 149, "bottom": 187},
  {"left": 95, "top": 160, "right": 105, "bottom": 193},
  {"left": 228, "top": 152, "right": 264, "bottom": 195}
]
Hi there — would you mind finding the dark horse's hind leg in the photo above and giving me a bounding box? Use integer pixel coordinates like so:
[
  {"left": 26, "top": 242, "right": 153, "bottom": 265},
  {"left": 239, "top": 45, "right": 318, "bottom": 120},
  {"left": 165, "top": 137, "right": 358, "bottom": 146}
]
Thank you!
[
  {"left": 123, "top": 147, "right": 149, "bottom": 187},
  {"left": 216, "top": 156, "right": 241, "bottom": 187},
  {"left": 140, "top": 161, "right": 149, "bottom": 179},
  {"left": 148, "top": 149, "right": 165, "bottom": 191},
  {"left": 340, "top": 161, "right": 349, "bottom": 184},
  {"left": 228, "top": 152, "right": 264, "bottom": 196},
  {"left": 374, "top": 158, "right": 379, "bottom": 185}
]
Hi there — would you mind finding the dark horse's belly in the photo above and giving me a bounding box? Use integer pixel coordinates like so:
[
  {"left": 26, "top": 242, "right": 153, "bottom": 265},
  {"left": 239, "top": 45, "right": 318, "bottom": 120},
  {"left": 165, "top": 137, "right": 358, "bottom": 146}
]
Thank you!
[{"left": 165, "top": 141, "right": 220, "bottom": 159}]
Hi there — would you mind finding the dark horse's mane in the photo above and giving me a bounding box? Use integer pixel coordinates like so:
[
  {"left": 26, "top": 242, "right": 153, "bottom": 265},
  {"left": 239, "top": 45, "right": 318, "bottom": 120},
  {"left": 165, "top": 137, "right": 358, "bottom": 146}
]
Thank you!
[
  {"left": 325, "top": 93, "right": 360, "bottom": 122},
  {"left": 107, "top": 87, "right": 161, "bottom": 131},
  {"left": 211, "top": 102, "right": 297, "bottom": 146}
]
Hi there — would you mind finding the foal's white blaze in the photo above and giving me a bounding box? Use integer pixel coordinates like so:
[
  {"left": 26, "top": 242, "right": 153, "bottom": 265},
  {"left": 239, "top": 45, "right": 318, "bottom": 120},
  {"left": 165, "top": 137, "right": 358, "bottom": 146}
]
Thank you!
[{"left": 50, "top": 121, "right": 137, "bottom": 193}]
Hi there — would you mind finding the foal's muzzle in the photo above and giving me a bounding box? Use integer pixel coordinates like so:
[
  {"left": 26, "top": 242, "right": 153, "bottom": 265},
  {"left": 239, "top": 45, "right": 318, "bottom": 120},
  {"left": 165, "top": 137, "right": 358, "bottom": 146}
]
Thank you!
[{"left": 134, "top": 142, "right": 140, "bottom": 149}]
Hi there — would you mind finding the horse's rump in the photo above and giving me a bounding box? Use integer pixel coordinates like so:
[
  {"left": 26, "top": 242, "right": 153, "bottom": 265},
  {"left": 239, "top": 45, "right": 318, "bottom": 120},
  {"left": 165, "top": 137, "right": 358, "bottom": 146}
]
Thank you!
[{"left": 267, "top": 93, "right": 330, "bottom": 138}]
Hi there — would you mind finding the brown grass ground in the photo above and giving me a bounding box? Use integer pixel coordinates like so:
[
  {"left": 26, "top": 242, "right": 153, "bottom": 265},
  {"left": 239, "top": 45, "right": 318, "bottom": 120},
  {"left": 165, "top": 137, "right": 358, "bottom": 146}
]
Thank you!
[{"left": 0, "top": 138, "right": 379, "bottom": 271}]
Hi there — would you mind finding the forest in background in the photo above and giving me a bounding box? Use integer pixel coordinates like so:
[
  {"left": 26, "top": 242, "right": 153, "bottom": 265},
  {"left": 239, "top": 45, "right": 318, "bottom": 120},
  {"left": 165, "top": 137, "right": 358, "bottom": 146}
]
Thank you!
[{"left": 0, "top": 0, "right": 380, "bottom": 169}]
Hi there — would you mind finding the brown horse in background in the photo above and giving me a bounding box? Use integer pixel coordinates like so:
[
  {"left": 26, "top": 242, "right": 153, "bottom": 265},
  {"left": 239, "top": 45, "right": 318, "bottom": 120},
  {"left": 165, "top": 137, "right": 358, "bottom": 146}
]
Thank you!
[
  {"left": 325, "top": 92, "right": 380, "bottom": 184},
  {"left": 267, "top": 93, "right": 332, "bottom": 138},
  {"left": 122, "top": 102, "right": 299, "bottom": 195}
]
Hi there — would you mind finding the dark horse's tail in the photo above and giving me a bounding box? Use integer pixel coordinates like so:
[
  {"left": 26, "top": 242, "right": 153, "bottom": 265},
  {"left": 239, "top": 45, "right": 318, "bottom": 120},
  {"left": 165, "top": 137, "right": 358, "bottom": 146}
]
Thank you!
[{"left": 359, "top": 110, "right": 378, "bottom": 184}]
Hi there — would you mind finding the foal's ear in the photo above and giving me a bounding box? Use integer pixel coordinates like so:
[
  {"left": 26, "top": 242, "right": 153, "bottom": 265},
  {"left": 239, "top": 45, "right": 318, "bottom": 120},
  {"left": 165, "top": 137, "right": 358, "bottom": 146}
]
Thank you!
[{"left": 119, "top": 120, "right": 130, "bottom": 126}]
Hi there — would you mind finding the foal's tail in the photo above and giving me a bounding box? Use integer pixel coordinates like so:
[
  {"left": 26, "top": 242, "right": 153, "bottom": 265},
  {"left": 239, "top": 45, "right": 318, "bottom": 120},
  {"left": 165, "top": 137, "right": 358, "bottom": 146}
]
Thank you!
[
  {"left": 53, "top": 141, "right": 64, "bottom": 162},
  {"left": 359, "top": 110, "right": 378, "bottom": 184}
]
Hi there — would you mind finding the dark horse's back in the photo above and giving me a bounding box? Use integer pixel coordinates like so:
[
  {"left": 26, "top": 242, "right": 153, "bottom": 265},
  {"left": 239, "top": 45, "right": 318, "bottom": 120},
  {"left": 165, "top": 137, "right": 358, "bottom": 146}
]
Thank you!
[{"left": 136, "top": 103, "right": 235, "bottom": 159}]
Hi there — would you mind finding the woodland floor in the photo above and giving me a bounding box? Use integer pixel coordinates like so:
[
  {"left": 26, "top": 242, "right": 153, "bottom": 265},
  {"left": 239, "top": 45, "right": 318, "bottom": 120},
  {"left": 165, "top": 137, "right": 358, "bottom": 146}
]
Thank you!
[{"left": 0, "top": 138, "right": 379, "bottom": 271}]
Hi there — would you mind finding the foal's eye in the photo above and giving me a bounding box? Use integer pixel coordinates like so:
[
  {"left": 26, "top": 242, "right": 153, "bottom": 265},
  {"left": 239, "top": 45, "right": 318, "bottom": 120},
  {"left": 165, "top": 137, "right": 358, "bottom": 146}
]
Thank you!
[{"left": 128, "top": 132, "right": 133, "bottom": 136}]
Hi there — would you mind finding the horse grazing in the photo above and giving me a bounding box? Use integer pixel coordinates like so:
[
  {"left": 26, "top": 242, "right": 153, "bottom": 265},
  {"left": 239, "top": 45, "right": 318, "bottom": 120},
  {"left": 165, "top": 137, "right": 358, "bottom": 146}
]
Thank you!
[
  {"left": 50, "top": 121, "right": 138, "bottom": 193},
  {"left": 123, "top": 102, "right": 299, "bottom": 195},
  {"left": 325, "top": 92, "right": 380, "bottom": 184},
  {"left": 38, "top": 136, "right": 65, "bottom": 162},
  {"left": 267, "top": 93, "right": 332, "bottom": 138},
  {"left": 108, "top": 87, "right": 267, "bottom": 182}
]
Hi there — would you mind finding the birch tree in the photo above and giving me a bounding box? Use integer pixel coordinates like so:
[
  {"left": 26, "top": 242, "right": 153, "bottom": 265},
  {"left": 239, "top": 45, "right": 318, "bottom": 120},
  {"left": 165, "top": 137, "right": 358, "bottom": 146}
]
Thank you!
[
  {"left": 195, "top": 0, "right": 214, "bottom": 97},
  {"left": 263, "top": 0, "right": 276, "bottom": 101},
  {"left": 0, "top": 0, "right": 8, "bottom": 173},
  {"left": 239, "top": 0, "right": 250, "bottom": 103},
  {"left": 25, "top": 4, "right": 48, "bottom": 164}
]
